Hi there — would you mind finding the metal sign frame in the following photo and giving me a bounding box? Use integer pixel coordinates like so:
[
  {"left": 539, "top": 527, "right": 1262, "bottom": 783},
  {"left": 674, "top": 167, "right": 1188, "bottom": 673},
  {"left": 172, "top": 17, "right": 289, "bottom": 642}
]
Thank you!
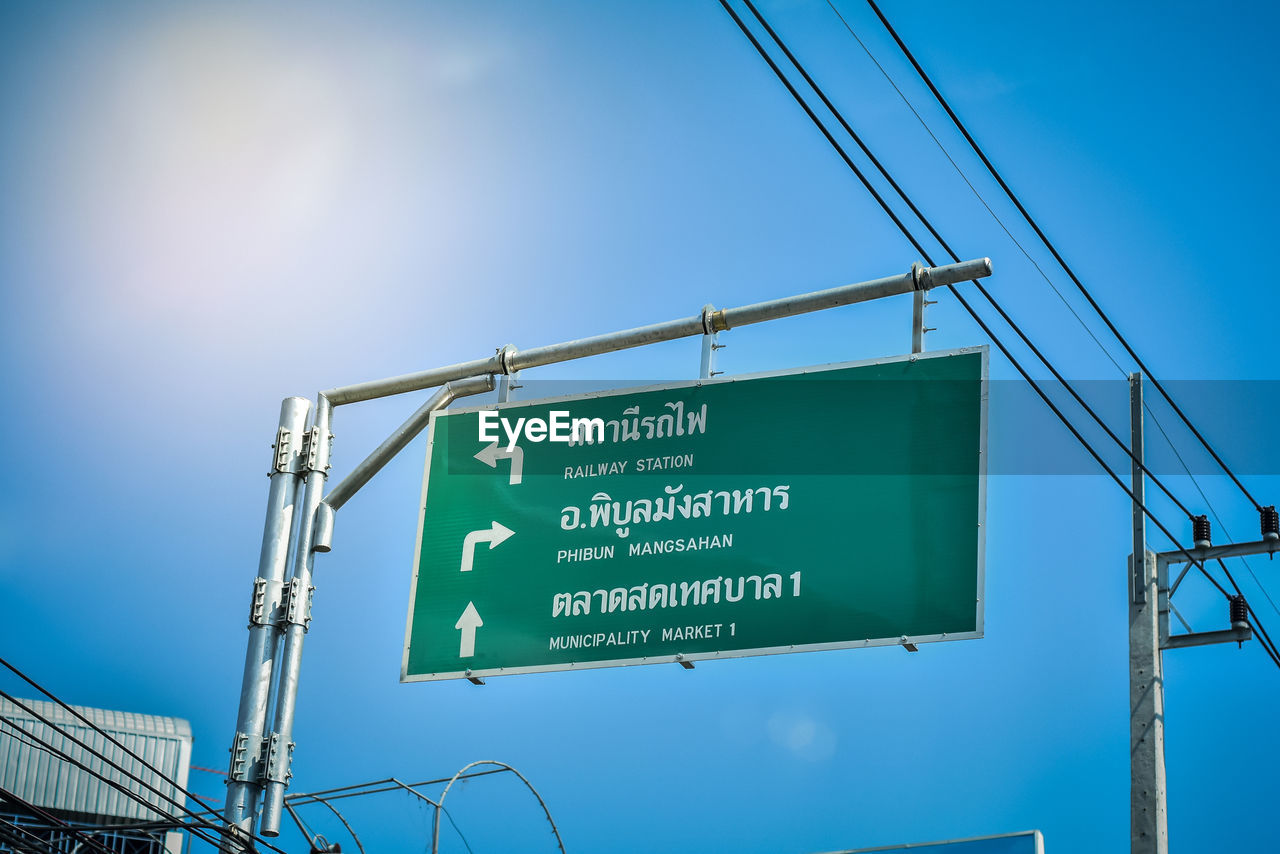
[
  {"left": 220, "top": 256, "right": 996, "bottom": 839},
  {"left": 401, "top": 345, "right": 988, "bottom": 682}
]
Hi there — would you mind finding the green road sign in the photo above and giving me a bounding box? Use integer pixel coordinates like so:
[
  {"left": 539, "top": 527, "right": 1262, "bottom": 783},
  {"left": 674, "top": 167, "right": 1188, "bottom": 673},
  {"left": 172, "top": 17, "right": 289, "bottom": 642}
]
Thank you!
[{"left": 402, "top": 347, "right": 987, "bottom": 681}]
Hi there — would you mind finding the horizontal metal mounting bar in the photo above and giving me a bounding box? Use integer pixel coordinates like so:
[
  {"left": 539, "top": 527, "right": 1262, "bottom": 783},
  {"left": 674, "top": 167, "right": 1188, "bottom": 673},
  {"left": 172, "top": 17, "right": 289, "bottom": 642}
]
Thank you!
[
  {"left": 1157, "top": 537, "right": 1280, "bottom": 564},
  {"left": 324, "top": 355, "right": 504, "bottom": 407},
  {"left": 321, "top": 258, "right": 993, "bottom": 405},
  {"left": 1162, "top": 626, "right": 1252, "bottom": 650}
]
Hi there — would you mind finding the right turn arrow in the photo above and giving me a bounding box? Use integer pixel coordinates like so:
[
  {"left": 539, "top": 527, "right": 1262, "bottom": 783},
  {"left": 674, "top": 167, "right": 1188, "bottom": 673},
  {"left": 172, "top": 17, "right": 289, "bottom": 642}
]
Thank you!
[
  {"left": 455, "top": 602, "right": 483, "bottom": 658},
  {"left": 459, "top": 521, "right": 515, "bottom": 573}
]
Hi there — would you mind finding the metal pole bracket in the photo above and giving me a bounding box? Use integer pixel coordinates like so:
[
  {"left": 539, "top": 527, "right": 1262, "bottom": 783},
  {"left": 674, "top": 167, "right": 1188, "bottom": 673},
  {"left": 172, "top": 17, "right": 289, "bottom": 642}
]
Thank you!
[
  {"left": 247, "top": 578, "right": 278, "bottom": 628},
  {"left": 270, "top": 427, "right": 301, "bottom": 476},
  {"left": 1130, "top": 552, "right": 1149, "bottom": 606},
  {"left": 911, "top": 261, "right": 932, "bottom": 291},
  {"left": 700, "top": 305, "right": 728, "bottom": 379},
  {"left": 301, "top": 426, "right": 333, "bottom": 476},
  {"left": 263, "top": 732, "right": 295, "bottom": 786},
  {"left": 227, "top": 731, "right": 263, "bottom": 785},
  {"left": 497, "top": 343, "right": 520, "bottom": 376},
  {"left": 701, "top": 304, "right": 730, "bottom": 334},
  {"left": 284, "top": 577, "right": 315, "bottom": 632},
  {"left": 1162, "top": 626, "right": 1252, "bottom": 650}
]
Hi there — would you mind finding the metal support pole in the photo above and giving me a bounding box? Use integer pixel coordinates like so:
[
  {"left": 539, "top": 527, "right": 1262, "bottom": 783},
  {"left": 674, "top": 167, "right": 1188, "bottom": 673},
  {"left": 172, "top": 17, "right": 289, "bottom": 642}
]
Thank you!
[
  {"left": 1129, "top": 372, "right": 1168, "bottom": 854},
  {"left": 496, "top": 371, "right": 520, "bottom": 402},
  {"left": 699, "top": 332, "right": 719, "bottom": 379},
  {"left": 911, "top": 289, "right": 925, "bottom": 354},
  {"left": 699, "top": 304, "right": 723, "bottom": 379},
  {"left": 910, "top": 261, "right": 936, "bottom": 354},
  {"left": 224, "top": 397, "right": 310, "bottom": 846},
  {"left": 259, "top": 395, "right": 333, "bottom": 837},
  {"left": 496, "top": 344, "right": 520, "bottom": 403}
]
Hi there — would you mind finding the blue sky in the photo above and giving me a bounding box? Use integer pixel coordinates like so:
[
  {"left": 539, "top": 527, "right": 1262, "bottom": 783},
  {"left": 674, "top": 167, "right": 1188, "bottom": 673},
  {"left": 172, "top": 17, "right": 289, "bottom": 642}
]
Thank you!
[{"left": 1, "top": 1, "right": 1278, "bottom": 851}]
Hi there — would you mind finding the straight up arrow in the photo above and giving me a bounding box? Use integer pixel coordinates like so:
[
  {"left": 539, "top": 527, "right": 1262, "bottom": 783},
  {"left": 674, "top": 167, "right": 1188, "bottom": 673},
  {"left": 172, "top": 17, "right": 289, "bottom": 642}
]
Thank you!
[
  {"left": 474, "top": 441, "right": 524, "bottom": 485},
  {"left": 455, "top": 602, "right": 483, "bottom": 658},
  {"left": 459, "top": 521, "right": 515, "bottom": 573}
]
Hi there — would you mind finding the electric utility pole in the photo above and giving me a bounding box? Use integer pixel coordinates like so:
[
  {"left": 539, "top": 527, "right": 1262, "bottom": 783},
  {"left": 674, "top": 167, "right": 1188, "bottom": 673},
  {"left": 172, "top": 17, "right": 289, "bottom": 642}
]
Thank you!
[{"left": 1128, "top": 372, "right": 1274, "bottom": 854}]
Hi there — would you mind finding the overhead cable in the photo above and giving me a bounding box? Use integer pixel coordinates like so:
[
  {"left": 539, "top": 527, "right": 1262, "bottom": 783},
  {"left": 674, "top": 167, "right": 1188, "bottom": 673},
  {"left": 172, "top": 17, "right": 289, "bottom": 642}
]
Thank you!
[
  {"left": 0, "top": 786, "right": 118, "bottom": 854},
  {"left": 0, "top": 712, "right": 246, "bottom": 854},
  {"left": 739, "top": 0, "right": 1199, "bottom": 523},
  {"left": 861, "top": 0, "right": 1263, "bottom": 512},
  {"left": 717, "top": 0, "right": 1248, "bottom": 619},
  {"left": 0, "top": 658, "right": 289, "bottom": 854},
  {"left": 821, "top": 0, "right": 1280, "bottom": 626}
]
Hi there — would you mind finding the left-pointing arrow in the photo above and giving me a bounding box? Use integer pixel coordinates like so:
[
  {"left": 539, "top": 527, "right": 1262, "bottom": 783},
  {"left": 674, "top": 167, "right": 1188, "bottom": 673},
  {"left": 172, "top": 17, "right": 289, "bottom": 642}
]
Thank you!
[
  {"left": 459, "top": 521, "right": 515, "bottom": 572},
  {"left": 455, "top": 601, "right": 483, "bottom": 658},
  {"left": 473, "top": 441, "right": 524, "bottom": 485}
]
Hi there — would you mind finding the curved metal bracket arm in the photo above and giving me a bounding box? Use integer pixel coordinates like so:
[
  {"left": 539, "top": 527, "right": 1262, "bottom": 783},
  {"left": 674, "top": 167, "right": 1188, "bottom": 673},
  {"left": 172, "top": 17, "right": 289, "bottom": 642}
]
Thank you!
[
  {"left": 433, "top": 761, "right": 565, "bottom": 854},
  {"left": 316, "top": 374, "right": 496, "bottom": 545}
]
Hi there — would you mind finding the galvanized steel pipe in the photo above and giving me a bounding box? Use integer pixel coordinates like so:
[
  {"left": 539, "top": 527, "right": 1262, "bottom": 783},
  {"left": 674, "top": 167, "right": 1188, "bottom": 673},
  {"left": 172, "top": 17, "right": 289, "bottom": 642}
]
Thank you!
[
  {"left": 322, "top": 375, "right": 496, "bottom": 515},
  {"left": 223, "top": 396, "right": 310, "bottom": 844},
  {"left": 322, "top": 258, "right": 992, "bottom": 405},
  {"left": 720, "top": 257, "right": 989, "bottom": 328},
  {"left": 324, "top": 355, "right": 502, "bottom": 407},
  {"left": 259, "top": 395, "right": 332, "bottom": 837}
]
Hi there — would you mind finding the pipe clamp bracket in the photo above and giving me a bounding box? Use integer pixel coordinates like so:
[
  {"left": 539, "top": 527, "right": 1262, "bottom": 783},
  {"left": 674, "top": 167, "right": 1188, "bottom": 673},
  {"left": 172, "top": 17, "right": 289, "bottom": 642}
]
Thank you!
[
  {"left": 247, "top": 578, "right": 272, "bottom": 628},
  {"left": 263, "top": 732, "right": 294, "bottom": 786},
  {"left": 270, "top": 427, "right": 299, "bottom": 476},
  {"left": 497, "top": 343, "right": 519, "bottom": 375},
  {"left": 911, "top": 262, "right": 932, "bottom": 292},
  {"left": 284, "top": 577, "right": 315, "bottom": 631},
  {"left": 301, "top": 426, "right": 333, "bottom": 475},
  {"left": 228, "top": 731, "right": 263, "bottom": 784},
  {"left": 701, "top": 305, "right": 729, "bottom": 334}
]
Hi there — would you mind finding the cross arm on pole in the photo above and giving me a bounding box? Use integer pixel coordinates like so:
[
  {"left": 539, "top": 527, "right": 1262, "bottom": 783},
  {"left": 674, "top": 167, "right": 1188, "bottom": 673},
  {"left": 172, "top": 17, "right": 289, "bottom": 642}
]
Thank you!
[{"left": 1158, "top": 538, "right": 1280, "bottom": 564}]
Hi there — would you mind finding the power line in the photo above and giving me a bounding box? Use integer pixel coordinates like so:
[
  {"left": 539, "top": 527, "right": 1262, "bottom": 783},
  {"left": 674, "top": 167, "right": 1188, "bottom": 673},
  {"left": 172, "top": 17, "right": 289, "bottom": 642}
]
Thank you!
[
  {"left": 739, "top": 0, "right": 1201, "bottom": 525},
  {"left": 301, "top": 778, "right": 477, "bottom": 854},
  {"left": 718, "top": 0, "right": 1238, "bottom": 607},
  {"left": 0, "top": 660, "right": 289, "bottom": 854},
  {"left": 285, "top": 770, "right": 509, "bottom": 807},
  {"left": 0, "top": 713, "right": 240, "bottom": 854},
  {"left": 723, "top": 0, "right": 1280, "bottom": 672},
  {"left": 822, "top": 0, "right": 1130, "bottom": 378},
  {"left": 284, "top": 800, "right": 318, "bottom": 845},
  {"left": 1144, "top": 401, "right": 1280, "bottom": 619},
  {"left": 311, "top": 795, "right": 366, "bottom": 854},
  {"left": 0, "top": 656, "right": 224, "bottom": 823},
  {"left": 837, "top": 0, "right": 1279, "bottom": 663},
  {"left": 1215, "top": 559, "right": 1280, "bottom": 668},
  {"left": 0, "top": 813, "right": 75, "bottom": 854},
  {"left": 440, "top": 806, "right": 476, "bottom": 854},
  {"left": 861, "top": 0, "right": 1264, "bottom": 514},
  {"left": 0, "top": 787, "right": 117, "bottom": 854},
  {"left": 821, "top": 0, "right": 1280, "bottom": 621}
]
